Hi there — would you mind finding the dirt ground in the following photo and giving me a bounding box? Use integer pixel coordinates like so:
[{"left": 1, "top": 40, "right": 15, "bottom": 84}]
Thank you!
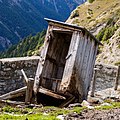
[{"left": 65, "top": 108, "right": 120, "bottom": 120}]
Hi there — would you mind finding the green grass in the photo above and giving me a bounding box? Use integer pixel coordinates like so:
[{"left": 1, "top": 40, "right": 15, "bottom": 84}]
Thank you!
[
  {"left": 1, "top": 101, "right": 120, "bottom": 120},
  {"left": 0, "top": 106, "right": 85, "bottom": 120},
  {"left": 69, "top": 0, "right": 120, "bottom": 30},
  {"left": 95, "top": 100, "right": 120, "bottom": 110},
  {"left": 114, "top": 61, "right": 120, "bottom": 66},
  {"left": 0, "top": 114, "right": 57, "bottom": 120}
]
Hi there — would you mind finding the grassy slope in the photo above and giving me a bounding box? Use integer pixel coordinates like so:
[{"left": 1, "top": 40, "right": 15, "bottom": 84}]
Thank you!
[
  {"left": 67, "top": 0, "right": 120, "bottom": 65},
  {"left": 0, "top": 101, "right": 120, "bottom": 120},
  {"left": 68, "top": 0, "right": 120, "bottom": 29},
  {"left": 1, "top": 0, "right": 120, "bottom": 64}
]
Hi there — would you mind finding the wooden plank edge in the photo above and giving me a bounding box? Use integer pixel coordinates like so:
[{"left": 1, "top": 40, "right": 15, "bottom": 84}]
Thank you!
[
  {"left": 38, "top": 87, "right": 66, "bottom": 100},
  {"left": 0, "top": 86, "right": 27, "bottom": 100}
]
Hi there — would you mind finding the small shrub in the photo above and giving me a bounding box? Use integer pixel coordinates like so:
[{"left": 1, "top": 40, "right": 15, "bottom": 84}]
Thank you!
[
  {"left": 71, "top": 10, "right": 79, "bottom": 19},
  {"left": 87, "top": 16, "right": 91, "bottom": 19},
  {"left": 115, "top": 61, "right": 120, "bottom": 66},
  {"left": 87, "top": 8, "right": 93, "bottom": 15},
  {"left": 87, "top": 0, "right": 95, "bottom": 3},
  {"left": 96, "top": 26, "right": 118, "bottom": 42}
]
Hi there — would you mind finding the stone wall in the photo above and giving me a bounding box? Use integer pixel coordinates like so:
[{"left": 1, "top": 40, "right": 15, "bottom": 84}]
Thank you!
[
  {"left": 92, "top": 63, "right": 120, "bottom": 91},
  {"left": 0, "top": 56, "right": 119, "bottom": 95},
  {"left": 0, "top": 56, "right": 39, "bottom": 95}
]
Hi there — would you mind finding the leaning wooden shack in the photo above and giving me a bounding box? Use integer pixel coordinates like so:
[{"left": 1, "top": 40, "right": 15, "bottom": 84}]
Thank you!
[{"left": 33, "top": 18, "right": 102, "bottom": 103}]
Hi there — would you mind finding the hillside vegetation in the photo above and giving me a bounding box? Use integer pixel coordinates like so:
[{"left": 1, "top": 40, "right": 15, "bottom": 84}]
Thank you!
[
  {"left": 1, "top": 0, "right": 120, "bottom": 65},
  {"left": 67, "top": 0, "right": 120, "bottom": 65},
  {"left": 0, "top": 0, "right": 84, "bottom": 51},
  {"left": 0, "top": 30, "right": 45, "bottom": 58}
]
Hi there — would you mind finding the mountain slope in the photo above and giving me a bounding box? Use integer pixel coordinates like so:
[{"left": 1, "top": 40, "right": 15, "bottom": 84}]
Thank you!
[
  {"left": 67, "top": 0, "right": 120, "bottom": 65},
  {"left": 0, "top": 30, "right": 46, "bottom": 58},
  {"left": 0, "top": 0, "right": 85, "bottom": 51}
]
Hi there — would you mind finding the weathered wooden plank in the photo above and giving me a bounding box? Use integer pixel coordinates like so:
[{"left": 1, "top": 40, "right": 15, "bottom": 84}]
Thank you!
[
  {"left": 81, "top": 36, "right": 92, "bottom": 84},
  {"left": 21, "top": 69, "right": 28, "bottom": 83},
  {"left": 114, "top": 66, "right": 120, "bottom": 90},
  {"left": 84, "top": 39, "right": 96, "bottom": 99},
  {"left": 44, "top": 61, "right": 54, "bottom": 89},
  {"left": 60, "top": 31, "right": 80, "bottom": 92},
  {"left": 52, "top": 28, "right": 72, "bottom": 34},
  {"left": 59, "top": 96, "right": 75, "bottom": 108},
  {"left": 0, "top": 99, "right": 25, "bottom": 106},
  {"left": 89, "top": 44, "right": 98, "bottom": 83},
  {"left": 75, "top": 31, "right": 84, "bottom": 73},
  {"left": 65, "top": 32, "right": 77, "bottom": 78},
  {"left": 38, "top": 87, "right": 66, "bottom": 100},
  {"left": 0, "top": 87, "right": 27, "bottom": 100},
  {"left": 74, "top": 35, "right": 92, "bottom": 101},
  {"left": 90, "top": 68, "right": 98, "bottom": 97},
  {"left": 33, "top": 25, "right": 52, "bottom": 93},
  {"left": 78, "top": 33, "right": 88, "bottom": 76},
  {"left": 45, "top": 18, "right": 102, "bottom": 45},
  {"left": 25, "top": 78, "right": 34, "bottom": 104},
  {"left": 74, "top": 32, "right": 85, "bottom": 101},
  {"left": 87, "top": 43, "right": 98, "bottom": 97},
  {"left": 60, "top": 32, "right": 76, "bottom": 88},
  {"left": 42, "top": 77, "right": 61, "bottom": 82}
]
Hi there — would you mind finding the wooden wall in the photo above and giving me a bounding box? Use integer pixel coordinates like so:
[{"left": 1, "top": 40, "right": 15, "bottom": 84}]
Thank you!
[
  {"left": 40, "top": 32, "right": 72, "bottom": 90},
  {"left": 34, "top": 23, "right": 98, "bottom": 102},
  {"left": 60, "top": 31, "right": 98, "bottom": 102}
]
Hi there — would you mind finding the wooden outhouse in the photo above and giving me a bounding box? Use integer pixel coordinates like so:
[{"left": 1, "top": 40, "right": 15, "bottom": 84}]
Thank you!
[{"left": 33, "top": 18, "right": 102, "bottom": 103}]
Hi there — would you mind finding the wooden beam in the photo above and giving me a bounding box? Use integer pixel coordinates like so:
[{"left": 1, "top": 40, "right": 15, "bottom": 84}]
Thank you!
[
  {"left": 114, "top": 66, "right": 120, "bottom": 90},
  {"left": 59, "top": 96, "right": 75, "bottom": 108},
  {"left": 52, "top": 28, "right": 73, "bottom": 34},
  {"left": 90, "top": 68, "right": 99, "bottom": 97},
  {"left": 33, "top": 25, "right": 52, "bottom": 94},
  {"left": 44, "top": 18, "right": 103, "bottom": 45},
  {"left": 43, "top": 77, "right": 61, "bottom": 82},
  {"left": 21, "top": 69, "right": 28, "bottom": 83},
  {"left": 0, "top": 99, "right": 25, "bottom": 106},
  {"left": 38, "top": 87, "right": 66, "bottom": 100},
  {"left": 25, "top": 78, "right": 34, "bottom": 104},
  {"left": 0, "top": 87, "right": 27, "bottom": 100}
]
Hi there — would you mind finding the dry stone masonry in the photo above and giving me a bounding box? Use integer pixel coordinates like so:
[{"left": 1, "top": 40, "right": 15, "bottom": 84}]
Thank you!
[
  {"left": 0, "top": 56, "right": 39, "bottom": 95},
  {"left": 93, "top": 63, "right": 120, "bottom": 91},
  {"left": 0, "top": 55, "right": 119, "bottom": 96}
]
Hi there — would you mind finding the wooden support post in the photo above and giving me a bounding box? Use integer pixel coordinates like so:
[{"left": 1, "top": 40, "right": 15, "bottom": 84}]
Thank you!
[
  {"left": 21, "top": 69, "right": 29, "bottom": 83},
  {"left": 0, "top": 99, "right": 25, "bottom": 106},
  {"left": 114, "top": 66, "right": 120, "bottom": 90},
  {"left": 90, "top": 68, "right": 98, "bottom": 97},
  {"left": 38, "top": 87, "right": 66, "bottom": 100},
  {"left": 0, "top": 86, "right": 27, "bottom": 100},
  {"left": 25, "top": 78, "right": 34, "bottom": 104}
]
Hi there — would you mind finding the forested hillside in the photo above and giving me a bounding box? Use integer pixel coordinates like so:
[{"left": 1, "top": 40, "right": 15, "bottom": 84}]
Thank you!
[
  {"left": 0, "top": 30, "right": 46, "bottom": 58},
  {"left": 67, "top": 0, "right": 120, "bottom": 65},
  {"left": 0, "top": 0, "right": 85, "bottom": 51},
  {"left": 2, "top": 0, "right": 120, "bottom": 66}
]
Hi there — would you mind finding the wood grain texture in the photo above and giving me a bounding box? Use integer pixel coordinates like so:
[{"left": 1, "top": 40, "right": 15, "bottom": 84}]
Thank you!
[
  {"left": 0, "top": 87, "right": 27, "bottom": 100},
  {"left": 33, "top": 25, "right": 52, "bottom": 93},
  {"left": 34, "top": 22, "right": 99, "bottom": 102}
]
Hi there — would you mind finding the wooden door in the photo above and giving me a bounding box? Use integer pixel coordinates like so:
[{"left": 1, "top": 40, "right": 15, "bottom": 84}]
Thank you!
[{"left": 60, "top": 31, "right": 80, "bottom": 92}]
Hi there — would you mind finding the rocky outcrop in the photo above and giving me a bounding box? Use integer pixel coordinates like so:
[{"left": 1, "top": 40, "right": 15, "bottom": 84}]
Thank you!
[
  {"left": 67, "top": 0, "right": 120, "bottom": 65},
  {"left": 92, "top": 63, "right": 119, "bottom": 91},
  {"left": 97, "top": 27, "right": 120, "bottom": 65},
  {"left": 0, "top": 36, "right": 12, "bottom": 51}
]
